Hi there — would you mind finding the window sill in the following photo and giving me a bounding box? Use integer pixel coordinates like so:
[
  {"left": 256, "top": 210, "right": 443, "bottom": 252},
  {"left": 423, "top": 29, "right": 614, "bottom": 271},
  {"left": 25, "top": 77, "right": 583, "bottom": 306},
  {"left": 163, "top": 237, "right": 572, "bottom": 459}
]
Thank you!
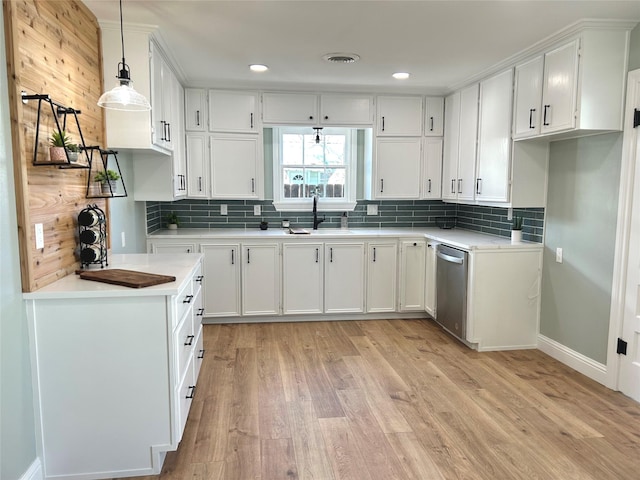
[{"left": 272, "top": 200, "right": 357, "bottom": 212}]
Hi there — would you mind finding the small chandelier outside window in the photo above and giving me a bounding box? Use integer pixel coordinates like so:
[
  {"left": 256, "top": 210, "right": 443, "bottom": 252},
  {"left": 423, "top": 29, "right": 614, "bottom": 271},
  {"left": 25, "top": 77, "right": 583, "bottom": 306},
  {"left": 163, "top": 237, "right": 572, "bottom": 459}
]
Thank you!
[{"left": 97, "top": 0, "right": 151, "bottom": 111}]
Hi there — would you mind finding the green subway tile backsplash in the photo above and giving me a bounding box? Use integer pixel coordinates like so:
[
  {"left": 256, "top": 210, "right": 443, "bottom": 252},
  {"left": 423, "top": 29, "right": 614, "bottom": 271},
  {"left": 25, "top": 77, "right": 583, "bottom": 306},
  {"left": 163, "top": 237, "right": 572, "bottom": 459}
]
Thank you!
[{"left": 146, "top": 200, "right": 544, "bottom": 243}]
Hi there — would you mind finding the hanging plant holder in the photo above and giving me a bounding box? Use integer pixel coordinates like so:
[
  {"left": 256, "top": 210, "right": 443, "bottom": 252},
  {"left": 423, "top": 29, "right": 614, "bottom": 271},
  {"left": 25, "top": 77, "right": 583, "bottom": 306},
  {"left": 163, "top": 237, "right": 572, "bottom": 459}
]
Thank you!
[{"left": 85, "top": 147, "right": 128, "bottom": 199}]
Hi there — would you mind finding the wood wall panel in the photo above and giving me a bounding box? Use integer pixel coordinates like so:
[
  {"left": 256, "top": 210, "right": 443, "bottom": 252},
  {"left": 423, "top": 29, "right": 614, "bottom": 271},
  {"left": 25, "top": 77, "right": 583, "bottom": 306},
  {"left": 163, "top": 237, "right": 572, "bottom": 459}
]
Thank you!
[{"left": 3, "top": 0, "right": 107, "bottom": 292}]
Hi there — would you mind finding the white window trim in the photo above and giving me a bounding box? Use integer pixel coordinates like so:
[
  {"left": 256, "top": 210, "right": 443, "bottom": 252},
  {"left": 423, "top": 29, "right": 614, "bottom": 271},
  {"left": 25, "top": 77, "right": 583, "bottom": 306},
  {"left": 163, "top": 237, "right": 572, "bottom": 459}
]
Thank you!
[{"left": 272, "top": 127, "right": 357, "bottom": 212}]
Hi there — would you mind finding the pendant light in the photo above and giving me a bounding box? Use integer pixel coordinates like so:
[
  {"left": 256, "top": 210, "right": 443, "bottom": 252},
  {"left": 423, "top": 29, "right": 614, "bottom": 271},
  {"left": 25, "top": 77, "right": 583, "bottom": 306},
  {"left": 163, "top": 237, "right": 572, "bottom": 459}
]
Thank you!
[
  {"left": 313, "top": 127, "right": 323, "bottom": 144},
  {"left": 97, "top": 0, "right": 151, "bottom": 111}
]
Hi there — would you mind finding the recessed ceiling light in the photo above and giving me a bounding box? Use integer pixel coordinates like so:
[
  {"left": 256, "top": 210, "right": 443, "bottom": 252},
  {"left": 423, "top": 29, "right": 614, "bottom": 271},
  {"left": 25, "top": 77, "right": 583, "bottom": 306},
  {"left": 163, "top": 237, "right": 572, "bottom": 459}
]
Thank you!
[
  {"left": 249, "top": 64, "right": 269, "bottom": 72},
  {"left": 322, "top": 53, "right": 361, "bottom": 64},
  {"left": 392, "top": 72, "right": 410, "bottom": 80}
]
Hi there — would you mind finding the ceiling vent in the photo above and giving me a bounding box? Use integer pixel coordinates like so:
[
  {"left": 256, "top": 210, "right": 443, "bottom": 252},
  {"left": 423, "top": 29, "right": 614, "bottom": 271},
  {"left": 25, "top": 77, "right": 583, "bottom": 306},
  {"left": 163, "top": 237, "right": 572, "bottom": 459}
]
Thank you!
[{"left": 322, "top": 53, "right": 360, "bottom": 64}]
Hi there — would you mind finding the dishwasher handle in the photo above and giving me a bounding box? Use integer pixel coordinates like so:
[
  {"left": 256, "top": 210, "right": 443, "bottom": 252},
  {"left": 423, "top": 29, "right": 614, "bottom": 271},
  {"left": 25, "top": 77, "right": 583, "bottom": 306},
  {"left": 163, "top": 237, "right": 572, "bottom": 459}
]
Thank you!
[{"left": 436, "top": 250, "right": 465, "bottom": 265}]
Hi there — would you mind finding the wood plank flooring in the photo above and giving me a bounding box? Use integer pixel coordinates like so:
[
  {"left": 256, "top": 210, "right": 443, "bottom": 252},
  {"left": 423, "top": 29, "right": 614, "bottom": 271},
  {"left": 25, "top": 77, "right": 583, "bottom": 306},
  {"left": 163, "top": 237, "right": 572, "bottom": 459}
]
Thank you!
[{"left": 119, "top": 319, "right": 640, "bottom": 480}]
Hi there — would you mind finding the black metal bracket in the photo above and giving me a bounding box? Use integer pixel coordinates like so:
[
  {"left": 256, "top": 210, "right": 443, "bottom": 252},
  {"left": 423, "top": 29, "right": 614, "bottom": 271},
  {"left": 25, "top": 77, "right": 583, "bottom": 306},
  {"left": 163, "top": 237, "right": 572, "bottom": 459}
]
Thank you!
[
  {"left": 634, "top": 108, "right": 640, "bottom": 129},
  {"left": 85, "top": 148, "right": 128, "bottom": 199},
  {"left": 617, "top": 337, "right": 628, "bottom": 355}
]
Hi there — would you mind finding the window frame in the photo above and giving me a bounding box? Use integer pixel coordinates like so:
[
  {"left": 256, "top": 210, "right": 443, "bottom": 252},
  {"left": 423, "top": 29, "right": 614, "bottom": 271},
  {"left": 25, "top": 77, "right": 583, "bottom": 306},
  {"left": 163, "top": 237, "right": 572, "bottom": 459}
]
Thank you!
[{"left": 272, "top": 126, "right": 357, "bottom": 212}]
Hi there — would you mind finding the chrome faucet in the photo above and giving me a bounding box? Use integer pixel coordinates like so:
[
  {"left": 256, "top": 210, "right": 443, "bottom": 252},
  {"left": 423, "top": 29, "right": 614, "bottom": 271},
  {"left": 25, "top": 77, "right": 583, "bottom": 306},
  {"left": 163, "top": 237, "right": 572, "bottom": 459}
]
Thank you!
[{"left": 312, "top": 194, "right": 325, "bottom": 230}]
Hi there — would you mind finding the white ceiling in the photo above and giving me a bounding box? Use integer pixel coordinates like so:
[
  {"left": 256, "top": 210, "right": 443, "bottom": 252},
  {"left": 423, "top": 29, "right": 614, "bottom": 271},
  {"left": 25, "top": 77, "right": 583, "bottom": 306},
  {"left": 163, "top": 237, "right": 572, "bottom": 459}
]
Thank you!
[{"left": 83, "top": 0, "right": 640, "bottom": 94}]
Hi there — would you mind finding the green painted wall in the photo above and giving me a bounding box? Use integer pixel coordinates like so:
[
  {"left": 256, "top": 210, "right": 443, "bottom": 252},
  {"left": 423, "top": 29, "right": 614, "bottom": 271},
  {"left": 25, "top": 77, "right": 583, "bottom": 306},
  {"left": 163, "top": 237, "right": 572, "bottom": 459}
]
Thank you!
[
  {"left": 0, "top": 6, "right": 38, "bottom": 478},
  {"left": 540, "top": 134, "right": 622, "bottom": 363}
]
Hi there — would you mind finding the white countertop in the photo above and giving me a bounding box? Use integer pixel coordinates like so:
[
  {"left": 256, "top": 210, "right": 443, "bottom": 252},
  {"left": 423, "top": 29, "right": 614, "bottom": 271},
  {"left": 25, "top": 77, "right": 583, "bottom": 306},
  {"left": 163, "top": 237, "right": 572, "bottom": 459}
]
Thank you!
[
  {"left": 149, "top": 227, "right": 542, "bottom": 251},
  {"left": 23, "top": 253, "right": 203, "bottom": 300}
]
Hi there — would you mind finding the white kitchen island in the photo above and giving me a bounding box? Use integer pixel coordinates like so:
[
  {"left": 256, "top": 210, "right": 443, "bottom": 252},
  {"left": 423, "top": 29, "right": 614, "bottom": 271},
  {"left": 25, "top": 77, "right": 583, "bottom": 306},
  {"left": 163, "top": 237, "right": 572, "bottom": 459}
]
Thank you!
[{"left": 24, "top": 254, "right": 204, "bottom": 480}]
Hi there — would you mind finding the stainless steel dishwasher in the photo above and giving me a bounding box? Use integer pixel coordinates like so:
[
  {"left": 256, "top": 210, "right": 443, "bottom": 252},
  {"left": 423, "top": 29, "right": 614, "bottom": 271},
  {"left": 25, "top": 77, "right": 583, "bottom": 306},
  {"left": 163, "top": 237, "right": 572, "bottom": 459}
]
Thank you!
[{"left": 436, "top": 244, "right": 468, "bottom": 341}]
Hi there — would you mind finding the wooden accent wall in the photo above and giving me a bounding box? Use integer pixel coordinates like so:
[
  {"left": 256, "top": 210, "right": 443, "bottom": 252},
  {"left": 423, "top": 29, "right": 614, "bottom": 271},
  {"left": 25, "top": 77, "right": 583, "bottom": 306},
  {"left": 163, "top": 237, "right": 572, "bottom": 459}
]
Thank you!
[{"left": 3, "top": 0, "right": 106, "bottom": 292}]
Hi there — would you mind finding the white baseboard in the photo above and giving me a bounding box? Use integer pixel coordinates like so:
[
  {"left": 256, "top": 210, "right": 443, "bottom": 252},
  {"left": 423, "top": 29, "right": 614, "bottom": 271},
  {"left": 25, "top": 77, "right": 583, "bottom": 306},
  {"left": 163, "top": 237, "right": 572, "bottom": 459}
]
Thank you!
[
  {"left": 537, "top": 334, "right": 608, "bottom": 385},
  {"left": 20, "top": 458, "right": 42, "bottom": 480}
]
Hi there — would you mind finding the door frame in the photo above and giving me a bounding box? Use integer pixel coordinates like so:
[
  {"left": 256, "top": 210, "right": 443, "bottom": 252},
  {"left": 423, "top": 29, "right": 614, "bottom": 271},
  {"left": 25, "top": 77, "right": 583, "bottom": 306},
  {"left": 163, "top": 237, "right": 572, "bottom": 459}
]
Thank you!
[{"left": 607, "top": 68, "right": 640, "bottom": 390}]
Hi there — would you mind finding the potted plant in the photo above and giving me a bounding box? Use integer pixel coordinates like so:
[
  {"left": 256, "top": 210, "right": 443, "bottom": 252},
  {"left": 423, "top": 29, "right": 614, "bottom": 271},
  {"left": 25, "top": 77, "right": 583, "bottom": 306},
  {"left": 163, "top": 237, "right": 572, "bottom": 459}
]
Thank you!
[
  {"left": 94, "top": 169, "right": 120, "bottom": 194},
  {"left": 66, "top": 143, "right": 80, "bottom": 163},
  {"left": 49, "top": 130, "right": 71, "bottom": 162},
  {"left": 511, "top": 214, "right": 523, "bottom": 243},
  {"left": 166, "top": 211, "right": 179, "bottom": 230},
  {"left": 259, "top": 219, "right": 268, "bottom": 230}
]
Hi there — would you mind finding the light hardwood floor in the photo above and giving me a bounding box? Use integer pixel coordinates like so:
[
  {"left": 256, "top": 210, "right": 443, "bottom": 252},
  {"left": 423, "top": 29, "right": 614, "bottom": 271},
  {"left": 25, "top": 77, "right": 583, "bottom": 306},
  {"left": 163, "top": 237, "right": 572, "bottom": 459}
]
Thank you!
[{"left": 123, "top": 319, "right": 640, "bottom": 480}]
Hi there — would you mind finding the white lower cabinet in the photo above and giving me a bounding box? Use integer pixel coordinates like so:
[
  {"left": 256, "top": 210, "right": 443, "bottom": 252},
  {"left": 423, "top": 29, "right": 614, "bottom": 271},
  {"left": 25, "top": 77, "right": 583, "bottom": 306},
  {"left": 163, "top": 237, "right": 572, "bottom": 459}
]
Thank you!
[
  {"left": 366, "top": 242, "right": 397, "bottom": 313},
  {"left": 241, "top": 243, "right": 280, "bottom": 315},
  {"left": 324, "top": 242, "right": 365, "bottom": 313},
  {"left": 399, "top": 240, "right": 426, "bottom": 311},
  {"left": 283, "top": 242, "right": 323, "bottom": 315},
  {"left": 200, "top": 243, "right": 241, "bottom": 317},
  {"left": 424, "top": 242, "right": 438, "bottom": 317}
]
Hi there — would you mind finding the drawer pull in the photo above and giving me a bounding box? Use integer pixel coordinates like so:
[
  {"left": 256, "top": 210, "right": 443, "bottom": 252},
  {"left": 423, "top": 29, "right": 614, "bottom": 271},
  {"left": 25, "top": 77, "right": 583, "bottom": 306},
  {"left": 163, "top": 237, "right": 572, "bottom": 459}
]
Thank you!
[
  {"left": 186, "top": 386, "right": 196, "bottom": 399},
  {"left": 197, "top": 308, "right": 205, "bottom": 316},
  {"left": 183, "top": 295, "right": 194, "bottom": 304},
  {"left": 185, "top": 335, "right": 195, "bottom": 346},
  {"left": 195, "top": 275, "right": 204, "bottom": 283},
  {"left": 198, "top": 349, "right": 205, "bottom": 359},
  {"left": 430, "top": 116, "right": 434, "bottom": 132}
]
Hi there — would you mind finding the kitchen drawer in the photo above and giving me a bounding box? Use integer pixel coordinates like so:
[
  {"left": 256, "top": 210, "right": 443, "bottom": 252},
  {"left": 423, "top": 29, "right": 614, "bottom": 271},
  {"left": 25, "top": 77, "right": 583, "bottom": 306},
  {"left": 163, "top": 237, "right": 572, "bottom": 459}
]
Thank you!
[
  {"left": 175, "top": 310, "right": 195, "bottom": 384},
  {"left": 192, "top": 263, "right": 203, "bottom": 297},
  {"left": 176, "top": 355, "right": 195, "bottom": 440},
  {"left": 194, "top": 327, "right": 205, "bottom": 382},
  {"left": 174, "top": 280, "right": 194, "bottom": 328},
  {"left": 193, "top": 287, "right": 204, "bottom": 333}
]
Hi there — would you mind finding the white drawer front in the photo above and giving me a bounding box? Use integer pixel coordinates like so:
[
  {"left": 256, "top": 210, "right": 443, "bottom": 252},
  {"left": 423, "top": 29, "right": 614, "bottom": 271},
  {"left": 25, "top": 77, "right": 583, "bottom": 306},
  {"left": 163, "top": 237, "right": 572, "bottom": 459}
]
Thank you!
[
  {"left": 175, "top": 280, "right": 194, "bottom": 328},
  {"left": 176, "top": 355, "right": 195, "bottom": 440},
  {"left": 194, "top": 327, "right": 204, "bottom": 382},
  {"left": 175, "top": 311, "right": 194, "bottom": 384}
]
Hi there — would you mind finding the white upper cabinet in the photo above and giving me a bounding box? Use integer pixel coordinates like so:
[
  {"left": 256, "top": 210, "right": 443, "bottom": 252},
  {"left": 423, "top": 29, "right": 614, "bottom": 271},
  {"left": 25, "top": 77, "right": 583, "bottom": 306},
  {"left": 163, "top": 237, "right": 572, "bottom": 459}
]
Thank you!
[
  {"left": 209, "top": 90, "right": 259, "bottom": 133},
  {"left": 210, "top": 134, "right": 263, "bottom": 199},
  {"left": 476, "top": 68, "right": 514, "bottom": 203},
  {"left": 421, "top": 137, "right": 443, "bottom": 200},
  {"left": 186, "top": 134, "right": 208, "bottom": 198},
  {"left": 513, "top": 28, "right": 630, "bottom": 140},
  {"left": 319, "top": 93, "right": 374, "bottom": 125},
  {"left": 184, "top": 88, "right": 208, "bottom": 131},
  {"left": 513, "top": 56, "right": 544, "bottom": 139},
  {"left": 442, "top": 85, "right": 478, "bottom": 202},
  {"left": 376, "top": 95, "right": 423, "bottom": 136},
  {"left": 541, "top": 39, "right": 579, "bottom": 134},
  {"left": 261, "top": 92, "right": 373, "bottom": 126},
  {"left": 150, "top": 41, "right": 176, "bottom": 152},
  {"left": 371, "top": 137, "right": 422, "bottom": 199},
  {"left": 262, "top": 92, "right": 319, "bottom": 124},
  {"left": 424, "top": 97, "right": 445, "bottom": 136}
]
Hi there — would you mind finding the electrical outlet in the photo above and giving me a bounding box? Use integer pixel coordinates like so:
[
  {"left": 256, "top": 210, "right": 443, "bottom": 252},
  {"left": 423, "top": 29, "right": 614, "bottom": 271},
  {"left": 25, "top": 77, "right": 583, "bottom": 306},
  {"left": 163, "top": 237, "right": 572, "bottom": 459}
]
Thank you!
[
  {"left": 507, "top": 208, "right": 513, "bottom": 221},
  {"left": 220, "top": 204, "right": 228, "bottom": 215},
  {"left": 367, "top": 204, "right": 378, "bottom": 215},
  {"left": 35, "top": 223, "right": 44, "bottom": 249},
  {"left": 254, "top": 205, "right": 261, "bottom": 216},
  {"left": 556, "top": 247, "right": 563, "bottom": 263},
  {"left": 121, "top": 231, "right": 126, "bottom": 248}
]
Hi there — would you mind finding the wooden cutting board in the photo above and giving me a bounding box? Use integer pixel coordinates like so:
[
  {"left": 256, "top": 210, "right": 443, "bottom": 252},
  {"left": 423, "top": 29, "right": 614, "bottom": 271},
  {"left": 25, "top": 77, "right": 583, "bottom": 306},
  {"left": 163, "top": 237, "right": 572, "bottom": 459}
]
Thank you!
[{"left": 79, "top": 269, "right": 176, "bottom": 288}]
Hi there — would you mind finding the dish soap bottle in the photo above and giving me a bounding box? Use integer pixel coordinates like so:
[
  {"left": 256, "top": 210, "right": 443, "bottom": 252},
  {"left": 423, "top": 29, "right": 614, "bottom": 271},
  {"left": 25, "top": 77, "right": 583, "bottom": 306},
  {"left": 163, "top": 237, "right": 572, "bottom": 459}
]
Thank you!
[{"left": 341, "top": 212, "right": 348, "bottom": 230}]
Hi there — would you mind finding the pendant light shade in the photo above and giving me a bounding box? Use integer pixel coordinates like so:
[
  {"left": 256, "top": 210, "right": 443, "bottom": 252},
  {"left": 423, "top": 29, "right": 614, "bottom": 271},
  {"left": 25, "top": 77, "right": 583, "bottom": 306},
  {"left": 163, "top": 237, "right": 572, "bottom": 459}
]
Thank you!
[{"left": 97, "top": 0, "right": 151, "bottom": 112}]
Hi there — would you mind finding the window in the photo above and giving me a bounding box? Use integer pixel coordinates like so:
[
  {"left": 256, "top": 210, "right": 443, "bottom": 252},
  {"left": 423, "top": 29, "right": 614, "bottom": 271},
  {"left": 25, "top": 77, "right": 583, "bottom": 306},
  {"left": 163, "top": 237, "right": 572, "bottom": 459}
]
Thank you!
[{"left": 272, "top": 127, "right": 357, "bottom": 211}]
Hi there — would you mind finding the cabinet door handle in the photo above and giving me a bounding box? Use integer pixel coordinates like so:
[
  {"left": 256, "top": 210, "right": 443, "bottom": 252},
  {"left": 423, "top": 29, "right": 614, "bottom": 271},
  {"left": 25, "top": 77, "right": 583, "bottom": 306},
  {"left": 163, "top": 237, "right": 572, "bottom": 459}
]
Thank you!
[
  {"left": 543, "top": 105, "right": 550, "bottom": 126},
  {"left": 373, "top": 247, "right": 376, "bottom": 262},
  {"left": 198, "top": 176, "right": 202, "bottom": 192},
  {"left": 185, "top": 334, "right": 195, "bottom": 346},
  {"left": 182, "top": 175, "right": 186, "bottom": 190},
  {"left": 529, "top": 108, "right": 535, "bottom": 129},
  {"left": 382, "top": 116, "right": 385, "bottom": 131},
  {"left": 428, "top": 179, "right": 432, "bottom": 193},
  {"left": 451, "top": 179, "right": 455, "bottom": 194},
  {"left": 315, "top": 248, "right": 319, "bottom": 263},
  {"left": 330, "top": 247, "right": 333, "bottom": 263},
  {"left": 247, "top": 248, "right": 250, "bottom": 264},
  {"left": 309, "top": 115, "right": 314, "bottom": 120},
  {"left": 430, "top": 116, "right": 434, "bottom": 132},
  {"left": 196, "top": 275, "right": 204, "bottom": 283},
  {"left": 197, "top": 308, "right": 205, "bottom": 316},
  {"left": 160, "top": 121, "right": 166, "bottom": 141},
  {"left": 198, "top": 349, "right": 205, "bottom": 359},
  {"left": 231, "top": 249, "right": 235, "bottom": 265},
  {"left": 196, "top": 110, "right": 200, "bottom": 126},
  {"left": 380, "top": 178, "right": 384, "bottom": 193},
  {"left": 186, "top": 386, "right": 196, "bottom": 399},
  {"left": 183, "top": 294, "right": 194, "bottom": 304},
  {"left": 186, "top": 248, "right": 191, "bottom": 254},
  {"left": 457, "top": 179, "right": 462, "bottom": 194},
  {"left": 324, "top": 115, "right": 329, "bottom": 120},
  {"left": 251, "top": 178, "right": 255, "bottom": 193},
  {"left": 476, "top": 178, "right": 482, "bottom": 195},
  {"left": 250, "top": 112, "right": 254, "bottom": 129}
]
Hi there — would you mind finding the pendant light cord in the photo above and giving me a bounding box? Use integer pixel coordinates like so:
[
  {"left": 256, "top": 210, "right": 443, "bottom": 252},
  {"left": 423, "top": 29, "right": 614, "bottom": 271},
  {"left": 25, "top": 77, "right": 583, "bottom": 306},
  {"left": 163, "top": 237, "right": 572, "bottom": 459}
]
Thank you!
[{"left": 119, "top": 0, "right": 125, "bottom": 65}]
